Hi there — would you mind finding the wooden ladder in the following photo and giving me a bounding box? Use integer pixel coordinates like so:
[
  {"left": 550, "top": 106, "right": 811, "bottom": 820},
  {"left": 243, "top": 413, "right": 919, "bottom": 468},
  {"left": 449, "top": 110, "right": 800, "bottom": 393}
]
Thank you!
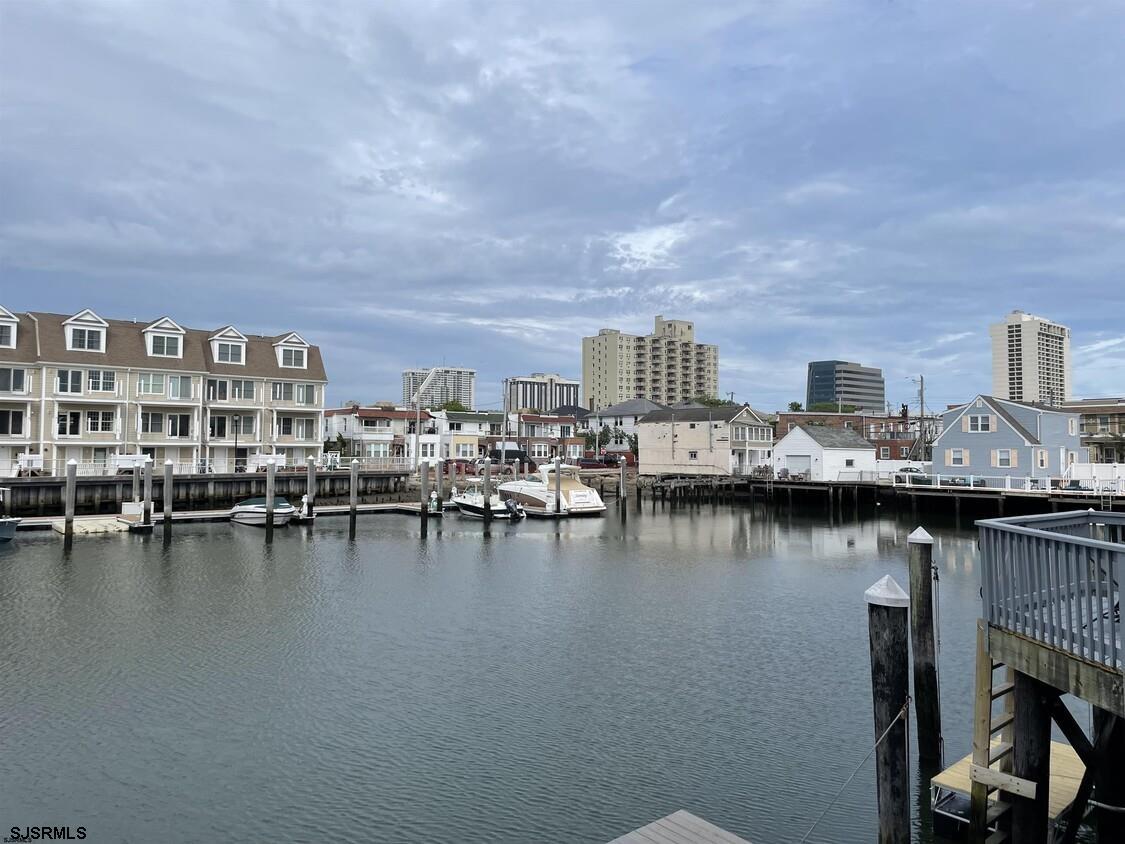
[{"left": 969, "top": 621, "right": 1021, "bottom": 843}]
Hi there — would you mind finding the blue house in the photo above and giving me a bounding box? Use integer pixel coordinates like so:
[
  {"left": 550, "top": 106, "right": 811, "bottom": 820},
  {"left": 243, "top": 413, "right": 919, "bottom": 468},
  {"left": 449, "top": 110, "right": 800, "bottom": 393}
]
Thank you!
[{"left": 931, "top": 395, "right": 1086, "bottom": 480}]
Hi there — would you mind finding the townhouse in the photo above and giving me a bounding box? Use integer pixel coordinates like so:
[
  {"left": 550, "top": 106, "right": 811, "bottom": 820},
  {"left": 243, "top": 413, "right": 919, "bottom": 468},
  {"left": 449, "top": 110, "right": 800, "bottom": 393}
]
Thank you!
[
  {"left": 507, "top": 412, "right": 585, "bottom": 462},
  {"left": 636, "top": 405, "right": 773, "bottom": 476},
  {"left": 1060, "top": 397, "right": 1125, "bottom": 463},
  {"left": 0, "top": 306, "right": 327, "bottom": 474},
  {"left": 324, "top": 404, "right": 434, "bottom": 460}
]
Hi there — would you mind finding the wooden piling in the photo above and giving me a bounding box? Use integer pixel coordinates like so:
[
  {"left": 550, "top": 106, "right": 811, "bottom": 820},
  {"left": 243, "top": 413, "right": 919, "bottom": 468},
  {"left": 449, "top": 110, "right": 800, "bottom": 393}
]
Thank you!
[
  {"left": 482, "top": 459, "right": 492, "bottom": 527},
  {"left": 349, "top": 458, "right": 358, "bottom": 538},
  {"left": 1093, "top": 707, "right": 1124, "bottom": 842},
  {"left": 865, "top": 575, "right": 911, "bottom": 844},
  {"left": 1010, "top": 672, "right": 1053, "bottom": 843},
  {"left": 908, "top": 527, "right": 942, "bottom": 764},
  {"left": 163, "top": 460, "right": 174, "bottom": 541},
  {"left": 265, "top": 458, "right": 276, "bottom": 542},
  {"left": 419, "top": 460, "right": 429, "bottom": 537},
  {"left": 553, "top": 456, "right": 562, "bottom": 515},
  {"left": 306, "top": 456, "right": 316, "bottom": 519},
  {"left": 132, "top": 459, "right": 141, "bottom": 502},
  {"left": 435, "top": 458, "right": 444, "bottom": 504},
  {"left": 64, "top": 459, "right": 77, "bottom": 538},
  {"left": 142, "top": 457, "right": 153, "bottom": 527}
]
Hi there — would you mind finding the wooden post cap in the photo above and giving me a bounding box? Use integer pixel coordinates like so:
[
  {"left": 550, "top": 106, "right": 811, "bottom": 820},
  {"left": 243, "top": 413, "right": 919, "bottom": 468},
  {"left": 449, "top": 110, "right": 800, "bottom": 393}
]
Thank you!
[
  {"left": 908, "top": 527, "right": 934, "bottom": 545},
  {"left": 865, "top": 575, "right": 909, "bottom": 607}
]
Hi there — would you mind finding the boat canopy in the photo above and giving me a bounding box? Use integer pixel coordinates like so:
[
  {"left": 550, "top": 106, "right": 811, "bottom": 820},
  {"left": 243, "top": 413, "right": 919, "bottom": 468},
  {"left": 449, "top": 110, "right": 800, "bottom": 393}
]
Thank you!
[{"left": 234, "top": 497, "right": 292, "bottom": 508}]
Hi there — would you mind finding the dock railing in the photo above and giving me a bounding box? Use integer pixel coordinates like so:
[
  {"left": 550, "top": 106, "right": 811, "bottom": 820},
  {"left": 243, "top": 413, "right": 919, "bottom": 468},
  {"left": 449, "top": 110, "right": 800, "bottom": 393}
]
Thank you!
[
  {"left": 895, "top": 472, "right": 1125, "bottom": 495},
  {"left": 977, "top": 510, "right": 1122, "bottom": 669}
]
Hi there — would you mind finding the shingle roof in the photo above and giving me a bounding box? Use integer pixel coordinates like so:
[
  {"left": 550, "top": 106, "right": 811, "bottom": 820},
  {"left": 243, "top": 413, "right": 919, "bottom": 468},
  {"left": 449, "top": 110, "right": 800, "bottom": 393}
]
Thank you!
[
  {"left": 639, "top": 405, "right": 751, "bottom": 424},
  {"left": 590, "top": 398, "right": 668, "bottom": 417},
  {"left": 445, "top": 411, "right": 504, "bottom": 423},
  {"left": 550, "top": 404, "right": 590, "bottom": 418},
  {"left": 795, "top": 425, "right": 876, "bottom": 449}
]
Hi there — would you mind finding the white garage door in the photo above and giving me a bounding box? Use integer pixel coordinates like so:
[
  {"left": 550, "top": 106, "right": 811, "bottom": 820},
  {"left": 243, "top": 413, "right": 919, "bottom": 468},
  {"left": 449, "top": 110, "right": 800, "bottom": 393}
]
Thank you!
[{"left": 787, "top": 454, "right": 811, "bottom": 474}]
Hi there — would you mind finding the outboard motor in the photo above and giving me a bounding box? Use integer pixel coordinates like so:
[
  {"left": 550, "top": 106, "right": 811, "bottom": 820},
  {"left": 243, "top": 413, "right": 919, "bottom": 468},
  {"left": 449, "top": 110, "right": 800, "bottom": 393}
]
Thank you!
[{"left": 504, "top": 498, "right": 523, "bottom": 520}]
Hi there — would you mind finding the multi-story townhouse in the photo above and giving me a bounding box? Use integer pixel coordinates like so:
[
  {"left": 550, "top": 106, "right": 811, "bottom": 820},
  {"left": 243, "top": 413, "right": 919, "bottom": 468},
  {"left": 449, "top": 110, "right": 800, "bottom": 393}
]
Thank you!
[
  {"left": 0, "top": 306, "right": 327, "bottom": 474},
  {"left": 508, "top": 413, "right": 586, "bottom": 462},
  {"left": 429, "top": 410, "right": 504, "bottom": 459},
  {"left": 1061, "top": 397, "right": 1125, "bottom": 463},
  {"left": 324, "top": 405, "right": 435, "bottom": 460}
]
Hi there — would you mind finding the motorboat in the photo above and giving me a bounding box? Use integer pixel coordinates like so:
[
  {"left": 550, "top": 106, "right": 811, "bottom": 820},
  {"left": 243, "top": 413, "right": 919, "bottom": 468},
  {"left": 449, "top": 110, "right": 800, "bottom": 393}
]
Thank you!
[
  {"left": 497, "top": 464, "right": 606, "bottom": 516},
  {"left": 450, "top": 480, "right": 524, "bottom": 520},
  {"left": 229, "top": 496, "right": 296, "bottom": 527},
  {"left": 0, "top": 487, "right": 17, "bottom": 541}
]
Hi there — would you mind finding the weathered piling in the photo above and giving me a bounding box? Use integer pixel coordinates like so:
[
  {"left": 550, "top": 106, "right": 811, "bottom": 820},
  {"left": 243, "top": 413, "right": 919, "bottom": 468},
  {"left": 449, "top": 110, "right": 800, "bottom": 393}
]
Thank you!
[
  {"left": 553, "top": 456, "right": 562, "bottom": 515},
  {"left": 163, "top": 459, "right": 174, "bottom": 541},
  {"left": 419, "top": 460, "right": 429, "bottom": 537},
  {"left": 265, "top": 458, "right": 276, "bottom": 542},
  {"left": 482, "top": 459, "right": 492, "bottom": 527},
  {"left": 142, "top": 457, "right": 153, "bottom": 527},
  {"left": 865, "top": 575, "right": 910, "bottom": 844},
  {"left": 1093, "top": 707, "right": 1125, "bottom": 841},
  {"left": 908, "top": 526, "right": 942, "bottom": 765},
  {"left": 306, "top": 456, "right": 316, "bottom": 519},
  {"left": 132, "top": 459, "right": 141, "bottom": 503},
  {"left": 1011, "top": 672, "right": 1052, "bottom": 843},
  {"left": 435, "top": 458, "right": 444, "bottom": 503},
  {"left": 349, "top": 458, "right": 358, "bottom": 538},
  {"left": 64, "top": 459, "right": 77, "bottom": 539}
]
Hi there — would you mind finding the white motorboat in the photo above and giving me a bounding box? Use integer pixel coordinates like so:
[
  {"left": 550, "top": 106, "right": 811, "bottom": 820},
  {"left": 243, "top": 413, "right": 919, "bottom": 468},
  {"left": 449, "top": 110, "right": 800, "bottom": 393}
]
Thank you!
[
  {"left": 0, "top": 517, "right": 20, "bottom": 542},
  {"left": 450, "top": 480, "right": 524, "bottom": 520},
  {"left": 229, "top": 496, "right": 296, "bottom": 526},
  {"left": 498, "top": 464, "right": 606, "bottom": 517}
]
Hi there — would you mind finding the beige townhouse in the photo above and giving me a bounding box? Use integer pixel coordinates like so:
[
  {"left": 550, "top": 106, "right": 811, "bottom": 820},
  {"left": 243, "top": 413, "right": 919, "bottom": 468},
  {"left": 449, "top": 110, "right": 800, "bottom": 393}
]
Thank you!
[{"left": 0, "top": 306, "right": 327, "bottom": 475}]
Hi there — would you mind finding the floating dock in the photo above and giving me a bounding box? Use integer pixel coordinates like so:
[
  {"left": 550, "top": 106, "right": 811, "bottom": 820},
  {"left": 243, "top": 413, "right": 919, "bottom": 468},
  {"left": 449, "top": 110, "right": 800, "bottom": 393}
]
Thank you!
[{"left": 607, "top": 810, "right": 750, "bottom": 844}]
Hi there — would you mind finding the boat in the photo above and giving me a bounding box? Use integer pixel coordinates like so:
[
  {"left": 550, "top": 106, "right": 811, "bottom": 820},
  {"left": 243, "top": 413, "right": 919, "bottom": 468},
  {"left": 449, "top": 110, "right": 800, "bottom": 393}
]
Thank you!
[
  {"left": 497, "top": 463, "right": 606, "bottom": 517},
  {"left": 450, "top": 480, "right": 524, "bottom": 520},
  {"left": 0, "top": 517, "right": 19, "bottom": 542},
  {"left": 229, "top": 496, "right": 296, "bottom": 526}
]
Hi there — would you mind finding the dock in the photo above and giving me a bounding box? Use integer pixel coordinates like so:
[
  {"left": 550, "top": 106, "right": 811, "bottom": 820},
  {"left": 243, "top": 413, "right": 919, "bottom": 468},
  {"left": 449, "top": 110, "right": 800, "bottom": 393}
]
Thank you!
[{"left": 607, "top": 810, "right": 750, "bottom": 844}]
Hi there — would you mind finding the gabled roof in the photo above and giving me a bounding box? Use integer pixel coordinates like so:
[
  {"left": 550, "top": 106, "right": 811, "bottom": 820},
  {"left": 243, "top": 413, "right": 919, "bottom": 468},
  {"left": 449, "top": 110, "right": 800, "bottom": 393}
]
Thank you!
[
  {"left": 208, "top": 325, "right": 248, "bottom": 342},
  {"left": 942, "top": 395, "right": 1046, "bottom": 445},
  {"left": 0, "top": 305, "right": 18, "bottom": 322},
  {"left": 273, "top": 332, "right": 309, "bottom": 347},
  {"left": 143, "top": 316, "right": 185, "bottom": 334},
  {"left": 63, "top": 308, "right": 108, "bottom": 326},
  {"left": 590, "top": 398, "right": 668, "bottom": 417},
  {"left": 793, "top": 425, "right": 876, "bottom": 450},
  {"left": 639, "top": 404, "right": 754, "bottom": 424},
  {"left": 550, "top": 404, "right": 590, "bottom": 418}
]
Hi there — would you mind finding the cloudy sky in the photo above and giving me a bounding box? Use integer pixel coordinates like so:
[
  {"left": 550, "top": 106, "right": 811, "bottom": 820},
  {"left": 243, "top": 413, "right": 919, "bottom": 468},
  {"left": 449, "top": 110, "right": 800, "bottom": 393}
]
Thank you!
[{"left": 2, "top": 0, "right": 1123, "bottom": 410}]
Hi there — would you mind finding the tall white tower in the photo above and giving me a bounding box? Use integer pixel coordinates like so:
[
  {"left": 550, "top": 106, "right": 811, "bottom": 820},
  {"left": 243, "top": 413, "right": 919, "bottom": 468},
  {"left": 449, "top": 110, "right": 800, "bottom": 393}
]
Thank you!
[{"left": 989, "top": 310, "right": 1071, "bottom": 405}]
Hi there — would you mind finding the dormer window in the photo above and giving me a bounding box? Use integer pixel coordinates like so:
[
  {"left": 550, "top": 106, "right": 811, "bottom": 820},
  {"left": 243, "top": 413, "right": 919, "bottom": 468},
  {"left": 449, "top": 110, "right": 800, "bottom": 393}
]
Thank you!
[
  {"left": 274, "top": 332, "right": 310, "bottom": 370},
  {"left": 151, "top": 335, "right": 180, "bottom": 357},
  {"left": 142, "top": 317, "right": 185, "bottom": 360},
  {"left": 69, "top": 327, "right": 103, "bottom": 351},
  {"left": 209, "top": 325, "right": 248, "bottom": 367},
  {"left": 281, "top": 348, "right": 306, "bottom": 368},
  {"left": 217, "top": 342, "right": 243, "bottom": 364},
  {"left": 0, "top": 324, "right": 12, "bottom": 348}
]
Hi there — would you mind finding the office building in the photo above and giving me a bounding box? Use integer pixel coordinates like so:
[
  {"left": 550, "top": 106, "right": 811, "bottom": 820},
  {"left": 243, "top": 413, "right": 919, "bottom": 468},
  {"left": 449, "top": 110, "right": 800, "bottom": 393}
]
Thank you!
[
  {"left": 581, "top": 315, "right": 719, "bottom": 411},
  {"left": 401, "top": 367, "right": 476, "bottom": 409},
  {"left": 805, "top": 360, "right": 886, "bottom": 413},
  {"left": 505, "top": 373, "right": 579, "bottom": 412},
  {"left": 989, "top": 310, "right": 1071, "bottom": 405}
]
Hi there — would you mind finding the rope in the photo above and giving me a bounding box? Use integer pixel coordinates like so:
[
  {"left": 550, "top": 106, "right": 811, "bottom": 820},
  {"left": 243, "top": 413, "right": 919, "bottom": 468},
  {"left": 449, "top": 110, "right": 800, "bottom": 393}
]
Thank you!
[
  {"left": 1089, "top": 799, "right": 1125, "bottom": 813},
  {"left": 797, "top": 698, "right": 911, "bottom": 843}
]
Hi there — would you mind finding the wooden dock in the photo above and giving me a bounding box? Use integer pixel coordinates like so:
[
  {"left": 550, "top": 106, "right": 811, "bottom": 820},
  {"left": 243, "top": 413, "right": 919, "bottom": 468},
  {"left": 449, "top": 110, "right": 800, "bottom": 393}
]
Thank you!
[{"left": 607, "top": 810, "right": 750, "bottom": 844}]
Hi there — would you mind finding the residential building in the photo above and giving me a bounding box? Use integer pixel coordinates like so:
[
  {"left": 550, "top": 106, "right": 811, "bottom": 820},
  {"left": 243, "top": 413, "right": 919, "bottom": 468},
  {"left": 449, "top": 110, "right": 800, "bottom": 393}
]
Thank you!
[
  {"left": 1060, "top": 397, "right": 1125, "bottom": 463},
  {"left": 0, "top": 306, "right": 327, "bottom": 474},
  {"left": 931, "top": 395, "right": 1085, "bottom": 479},
  {"left": 401, "top": 366, "right": 476, "bottom": 409},
  {"left": 585, "top": 399, "right": 668, "bottom": 448},
  {"left": 324, "top": 404, "right": 432, "bottom": 460},
  {"left": 508, "top": 413, "right": 585, "bottom": 462},
  {"left": 581, "top": 315, "right": 719, "bottom": 411},
  {"left": 772, "top": 426, "right": 876, "bottom": 481},
  {"left": 505, "top": 373, "right": 580, "bottom": 412},
  {"left": 775, "top": 411, "right": 939, "bottom": 461},
  {"left": 549, "top": 404, "right": 590, "bottom": 430},
  {"left": 431, "top": 410, "right": 504, "bottom": 459},
  {"left": 635, "top": 405, "right": 773, "bottom": 476},
  {"left": 989, "top": 310, "right": 1071, "bottom": 405},
  {"left": 805, "top": 360, "right": 886, "bottom": 413}
]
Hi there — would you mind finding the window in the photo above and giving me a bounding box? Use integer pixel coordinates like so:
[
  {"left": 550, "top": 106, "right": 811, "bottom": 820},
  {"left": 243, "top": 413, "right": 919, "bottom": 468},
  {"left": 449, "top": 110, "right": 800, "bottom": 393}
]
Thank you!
[
  {"left": 295, "top": 384, "right": 316, "bottom": 405},
  {"left": 449, "top": 422, "right": 463, "bottom": 432},
  {"left": 900, "top": 447, "right": 910, "bottom": 458},
  {"left": 420, "top": 442, "right": 436, "bottom": 458},
  {"left": 232, "top": 416, "right": 254, "bottom": 435},
  {"left": 207, "top": 379, "right": 228, "bottom": 401},
  {"left": 168, "top": 414, "right": 191, "bottom": 438},
  {"left": 57, "top": 412, "right": 81, "bottom": 436},
  {"left": 560, "top": 425, "right": 572, "bottom": 438},
  {"left": 997, "top": 449, "right": 1012, "bottom": 468},
  {"left": 568, "top": 444, "right": 583, "bottom": 458},
  {"left": 168, "top": 375, "right": 192, "bottom": 400},
  {"left": 1067, "top": 418, "right": 1077, "bottom": 436},
  {"left": 86, "top": 411, "right": 114, "bottom": 432},
  {"left": 456, "top": 443, "right": 475, "bottom": 458},
  {"left": 365, "top": 443, "right": 391, "bottom": 458},
  {"left": 969, "top": 415, "right": 991, "bottom": 432},
  {"left": 688, "top": 450, "right": 699, "bottom": 460},
  {"left": 0, "top": 324, "right": 12, "bottom": 348},
  {"left": 279, "top": 417, "right": 294, "bottom": 436},
  {"left": 281, "top": 348, "right": 306, "bottom": 368},
  {"left": 362, "top": 418, "right": 390, "bottom": 430},
  {"left": 272, "top": 382, "right": 294, "bottom": 402},
  {"left": 217, "top": 342, "right": 243, "bottom": 363},
  {"left": 294, "top": 419, "right": 314, "bottom": 440},
  {"left": 845, "top": 458, "right": 855, "bottom": 468},
  {"left": 951, "top": 448, "right": 965, "bottom": 466},
  {"left": 531, "top": 443, "right": 549, "bottom": 458},
  {"left": 57, "top": 369, "right": 82, "bottom": 393},
  {"left": 0, "top": 367, "right": 25, "bottom": 393},
  {"left": 688, "top": 423, "right": 696, "bottom": 429},
  {"left": 141, "top": 412, "right": 164, "bottom": 434},
  {"left": 880, "top": 447, "right": 890, "bottom": 459},
  {"left": 138, "top": 373, "right": 165, "bottom": 395},
  {"left": 1038, "top": 449, "right": 1048, "bottom": 469},
  {"left": 844, "top": 421, "right": 853, "bottom": 429},
  {"left": 231, "top": 380, "right": 254, "bottom": 400},
  {"left": 70, "top": 327, "right": 103, "bottom": 351},
  {"left": 0, "top": 409, "right": 24, "bottom": 435},
  {"left": 151, "top": 335, "right": 180, "bottom": 357},
  {"left": 87, "top": 370, "right": 116, "bottom": 392},
  {"left": 208, "top": 416, "right": 227, "bottom": 438}
]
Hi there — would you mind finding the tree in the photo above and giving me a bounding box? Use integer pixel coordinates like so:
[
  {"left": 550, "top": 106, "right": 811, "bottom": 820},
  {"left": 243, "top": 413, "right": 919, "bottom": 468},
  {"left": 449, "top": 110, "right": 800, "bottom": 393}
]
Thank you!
[
  {"left": 787, "top": 401, "right": 803, "bottom": 412},
  {"left": 808, "top": 402, "right": 857, "bottom": 413},
  {"left": 693, "top": 395, "right": 737, "bottom": 407},
  {"left": 437, "top": 400, "right": 468, "bottom": 412}
]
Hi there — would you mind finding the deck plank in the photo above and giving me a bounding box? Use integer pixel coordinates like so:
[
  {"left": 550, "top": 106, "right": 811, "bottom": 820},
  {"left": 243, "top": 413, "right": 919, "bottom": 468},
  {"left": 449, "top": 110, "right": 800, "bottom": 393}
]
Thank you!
[{"left": 608, "top": 810, "right": 751, "bottom": 844}]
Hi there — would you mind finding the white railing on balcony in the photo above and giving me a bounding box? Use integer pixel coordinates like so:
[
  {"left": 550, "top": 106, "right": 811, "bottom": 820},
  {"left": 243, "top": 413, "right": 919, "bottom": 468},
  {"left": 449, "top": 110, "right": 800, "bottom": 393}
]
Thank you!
[
  {"left": 978, "top": 511, "right": 1122, "bottom": 669},
  {"left": 6, "top": 454, "right": 415, "bottom": 477},
  {"left": 893, "top": 472, "right": 1125, "bottom": 495}
]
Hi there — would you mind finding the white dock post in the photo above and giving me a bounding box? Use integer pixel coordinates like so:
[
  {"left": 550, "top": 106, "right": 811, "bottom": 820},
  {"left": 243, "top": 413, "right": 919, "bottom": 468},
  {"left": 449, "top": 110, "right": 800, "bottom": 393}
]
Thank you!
[
  {"left": 64, "top": 459, "right": 77, "bottom": 538},
  {"left": 553, "top": 456, "right": 562, "bottom": 515}
]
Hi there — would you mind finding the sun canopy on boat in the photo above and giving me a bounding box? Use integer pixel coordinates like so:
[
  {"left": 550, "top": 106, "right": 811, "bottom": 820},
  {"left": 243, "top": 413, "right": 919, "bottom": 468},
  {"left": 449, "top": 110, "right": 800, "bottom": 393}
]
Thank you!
[{"left": 234, "top": 497, "right": 292, "bottom": 507}]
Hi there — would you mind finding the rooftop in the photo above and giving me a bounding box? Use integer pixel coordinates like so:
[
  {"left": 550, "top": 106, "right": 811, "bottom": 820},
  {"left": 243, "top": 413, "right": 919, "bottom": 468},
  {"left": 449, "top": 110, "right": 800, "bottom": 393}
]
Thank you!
[{"left": 794, "top": 425, "right": 876, "bottom": 450}]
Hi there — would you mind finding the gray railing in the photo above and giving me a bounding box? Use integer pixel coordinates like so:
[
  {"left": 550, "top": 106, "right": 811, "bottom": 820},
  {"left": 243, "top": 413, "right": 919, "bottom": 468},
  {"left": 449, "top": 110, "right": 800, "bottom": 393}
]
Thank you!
[{"left": 977, "top": 510, "right": 1122, "bottom": 669}]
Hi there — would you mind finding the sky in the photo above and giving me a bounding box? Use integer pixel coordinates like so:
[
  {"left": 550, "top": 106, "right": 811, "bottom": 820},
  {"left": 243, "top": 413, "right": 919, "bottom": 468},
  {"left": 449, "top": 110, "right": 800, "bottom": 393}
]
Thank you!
[{"left": 2, "top": 0, "right": 1124, "bottom": 411}]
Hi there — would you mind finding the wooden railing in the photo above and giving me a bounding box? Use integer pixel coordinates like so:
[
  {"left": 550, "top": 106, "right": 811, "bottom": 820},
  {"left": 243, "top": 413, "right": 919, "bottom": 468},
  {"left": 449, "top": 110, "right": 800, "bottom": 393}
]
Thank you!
[{"left": 977, "top": 511, "right": 1122, "bottom": 669}]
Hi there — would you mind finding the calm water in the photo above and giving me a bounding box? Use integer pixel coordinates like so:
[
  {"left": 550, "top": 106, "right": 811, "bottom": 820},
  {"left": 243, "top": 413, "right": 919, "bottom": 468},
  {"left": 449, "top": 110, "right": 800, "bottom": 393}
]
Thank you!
[{"left": 1, "top": 504, "right": 997, "bottom": 842}]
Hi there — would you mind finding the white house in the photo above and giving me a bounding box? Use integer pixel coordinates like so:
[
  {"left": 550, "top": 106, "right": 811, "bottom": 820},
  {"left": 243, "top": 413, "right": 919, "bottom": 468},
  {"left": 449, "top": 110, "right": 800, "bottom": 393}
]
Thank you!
[
  {"left": 636, "top": 405, "right": 773, "bottom": 476},
  {"left": 773, "top": 425, "right": 876, "bottom": 481}
]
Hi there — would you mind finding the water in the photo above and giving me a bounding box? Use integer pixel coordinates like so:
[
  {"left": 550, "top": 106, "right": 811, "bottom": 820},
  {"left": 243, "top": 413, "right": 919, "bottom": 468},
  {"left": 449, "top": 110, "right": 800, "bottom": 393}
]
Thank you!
[{"left": 0, "top": 504, "right": 1007, "bottom": 842}]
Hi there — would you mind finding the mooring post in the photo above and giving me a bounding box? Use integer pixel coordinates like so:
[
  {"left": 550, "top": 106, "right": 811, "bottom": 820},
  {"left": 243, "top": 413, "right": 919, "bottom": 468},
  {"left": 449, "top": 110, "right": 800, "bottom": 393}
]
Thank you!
[
  {"left": 553, "top": 456, "right": 562, "bottom": 515},
  {"left": 142, "top": 457, "right": 153, "bottom": 527},
  {"left": 349, "top": 458, "right": 358, "bottom": 538},
  {"left": 132, "top": 459, "right": 141, "bottom": 503},
  {"left": 482, "top": 458, "right": 492, "bottom": 527},
  {"left": 265, "top": 458, "right": 276, "bottom": 542},
  {"left": 1093, "top": 707, "right": 1124, "bottom": 842},
  {"left": 163, "top": 459, "right": 174, "bottom": 540},
  {"left": 865, "top": 575, "right": 910, "bottom": 844},
  {"left": 435, "top": 458, "right": 444, "bottom": 504},
  {"left": 419, "top": 459, "right": 429, "bottom": 537},
  {"left": 64, "top": 459, "right": 77, "bottom": 538},
  {"left": 306, "top": 456, "right": 316, "bottom": 520},
  {"left": 1010, "top": 672, "right": 1053, "bottom": 843},
  {"left": 908, "top": 527, "right": 942, "bottom": 765}
]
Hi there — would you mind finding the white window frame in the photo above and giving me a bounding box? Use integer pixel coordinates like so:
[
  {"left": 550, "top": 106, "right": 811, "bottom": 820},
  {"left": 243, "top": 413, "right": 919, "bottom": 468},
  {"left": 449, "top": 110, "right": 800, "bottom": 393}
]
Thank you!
[
  {"left": 149, "top": 334, "right": 181, "bottom": 358},
  {"left": 455, "top": 442, "right": 475, "bottom": 458},
  {"left": 280, "top": 347, "right": 306, "bottom": 369},
  {"left": 231, "top": 379, "right": 255, "bottom": 401},
  {"left": 880, "top": 447, "right": 890, "bottom": 459},
  {"left": 1038, "top": 449, "right": 1048, "bottom": 469},
  {"left": 272, "top": 382, "right": 295, "bottom": 402},
  {"left": 295, "top": 384, "right": 316, "bottom": 406},
  {"left": 141, "top": 412, "right": 164, "bottom": 435},
  {"left": 0, "top": 367, "right": 26, "bottom": 393},
  {"left": 168, "top": 413, "right": 191, "bottom": 438},
  {"left": 1067, "top": 418, "right": 1077, "bottom": 436},
  {"left": 899, "top": 447, "right": 910, "bottom": 458},
  {"left": 0, "top": 408, "right": 25, "bottom": 436},
  {"left": 87, "top": 369, "right": 116, "bottom": 393},
  {"left": 57, "top": 369, "right": 83, "bottom": 394},
  {"left": 969, "top": 415, "right": 991, "bottom": 433},
  {"left": 531, "top": 443, "right": 549, "bottom": 458},
  {"left": 688, "top": 450, "right": 699, "bottom": 460},
  {"left": 138, "top": 373, "right": 166, "bottom": 395},
  {"left": 216, "top": 342, "right": 244, "bottom": 365},
  {"left": 0, "top": 323, "right": 14, "bottom": 349},
  {"left": 997, "top": 449, "right": 1012, "bottom": 468},
  {"left": 68, "top": 326, "right": 104, "bottom": 352},
  {"left": 209, "top": 415, "right": 228, "bottom": 439},
  {"left": 57, "top": 411, "right": 81, "bottom": 437},
  {"left": 86, "top": 410, "right": 115, "bottom": 433},
  {"left": 294, "top": 418, "right": 314, "bottom": 440},
  {"left": 951, "top": 448, "right": 965, "bottom": 466},
  {"left": 207, "top": 379, "right": 229, "bottom": 401},
  {"left": 168, "top": 375, "right": 192, "bottom": 400}
]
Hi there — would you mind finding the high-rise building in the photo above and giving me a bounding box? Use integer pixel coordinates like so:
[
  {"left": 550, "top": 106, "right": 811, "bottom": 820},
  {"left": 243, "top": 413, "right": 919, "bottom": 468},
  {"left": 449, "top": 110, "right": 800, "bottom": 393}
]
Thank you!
[
  {"left": 989, "top": 310, "right": 1071, "bottom": 405},
  {"left": 401, "top": 367, "right": 476, "bottom": 409},
  {"left": 581, "top": 316, "right": 719, "bottom": 411},
  {"left": 505, "top": 373, "right": 580, "bottom": 412},
  {"left": 805, "top": 361, "right": 886, "bottom": 413}
]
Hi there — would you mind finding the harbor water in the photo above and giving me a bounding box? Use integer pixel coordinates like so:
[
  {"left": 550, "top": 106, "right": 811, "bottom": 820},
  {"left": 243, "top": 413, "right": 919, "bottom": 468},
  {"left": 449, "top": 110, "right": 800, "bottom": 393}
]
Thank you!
[{"left": 0, "top": 503, "right": 1010, "bottom": 842}]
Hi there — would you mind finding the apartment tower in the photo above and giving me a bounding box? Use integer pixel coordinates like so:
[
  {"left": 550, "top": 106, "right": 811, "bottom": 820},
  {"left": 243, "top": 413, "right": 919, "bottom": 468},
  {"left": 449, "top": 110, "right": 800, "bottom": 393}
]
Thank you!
[
  {"left": 581, "top": 316, "right": 719, "bottom": 411},
  {"left": 505, "top": 373, "right": 580, "bottom": 412},
  {"left": 805, "top": 360, "right": 886, "bottom": 413},
  {"left": 989, "top": 310, "right": 1071, "bottom": 405},
  {"left": 401, "top": 367, "right": 476, "bottom": 409}
]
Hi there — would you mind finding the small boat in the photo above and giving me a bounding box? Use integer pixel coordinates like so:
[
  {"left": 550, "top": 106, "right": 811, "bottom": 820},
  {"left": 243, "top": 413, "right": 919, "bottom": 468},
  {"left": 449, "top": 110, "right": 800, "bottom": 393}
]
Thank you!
[
  {"left": 450, "top": 480, "right": 524, "bottom": 520},
  {"left": 498, "top": 463, "right": 607, "bottom": 517},
  {"left": 0, "top": 516, "right": 20, "bottom": 542},
  {"left": 229, "top": 496, "right": 296, "bottom": 526}
]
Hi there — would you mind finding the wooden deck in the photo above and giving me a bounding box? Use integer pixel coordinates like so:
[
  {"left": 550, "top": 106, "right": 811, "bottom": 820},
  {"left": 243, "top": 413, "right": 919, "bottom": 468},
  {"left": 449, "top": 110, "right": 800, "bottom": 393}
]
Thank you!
[{"left": 607, "top": 810, "right": 750, "bottom": 844}]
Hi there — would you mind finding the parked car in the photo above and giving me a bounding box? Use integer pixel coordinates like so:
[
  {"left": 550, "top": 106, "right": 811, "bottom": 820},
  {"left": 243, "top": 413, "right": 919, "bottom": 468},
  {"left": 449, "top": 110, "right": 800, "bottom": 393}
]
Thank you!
[
  {"left": 576, "top": 457, "right": 611, "bottom": 470},
  {"left": 445, "top": 458, "right": 478, "bottom": 476},
  {"left": 894, "top": 467, "right": 927, "bottom": 484},
  {"left": 484, "top": 449, "right": 538, "bottom": 473},
  {"left": 946, "top": 476, "right": 985, "bottom": 488}
]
